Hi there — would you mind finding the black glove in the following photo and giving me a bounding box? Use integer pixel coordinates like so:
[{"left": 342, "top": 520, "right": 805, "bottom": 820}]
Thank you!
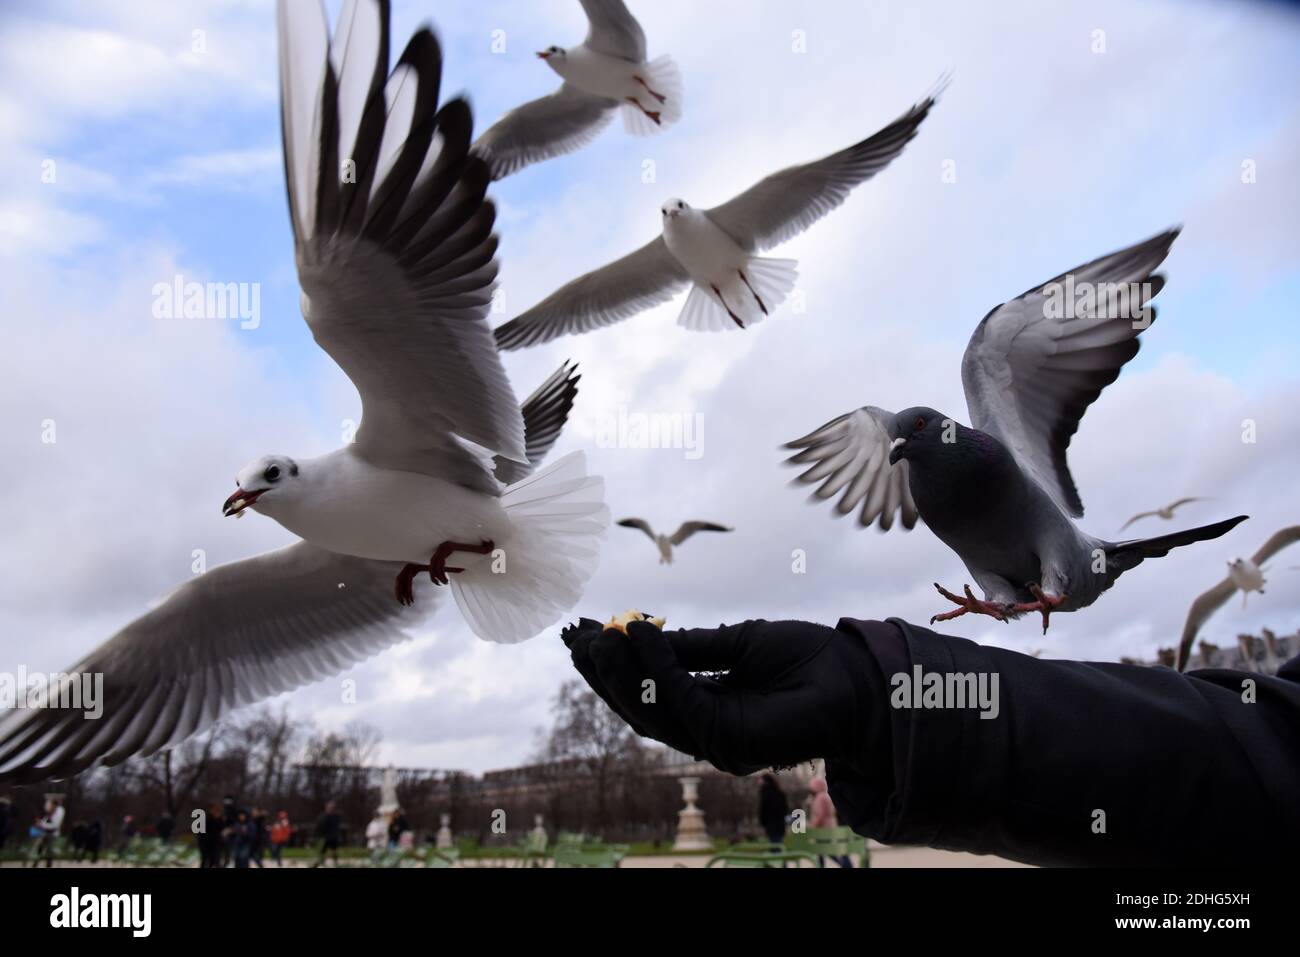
[{"left": 560, "top": 617, "right": 890, "bottom": 777}]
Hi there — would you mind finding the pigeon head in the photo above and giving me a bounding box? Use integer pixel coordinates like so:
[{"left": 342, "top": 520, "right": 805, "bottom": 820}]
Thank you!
[
  {"left": 661, "top": 198, "right": 690, "bottom": 220},
  {"left": 536, "top": 45, "right": 566, "bottom": 67},
  {"left": 887, "top": 407, "right": 957, "bottom": 466},
  {"left": 223, "top": 455, "right": 300, "bottom": 518}
]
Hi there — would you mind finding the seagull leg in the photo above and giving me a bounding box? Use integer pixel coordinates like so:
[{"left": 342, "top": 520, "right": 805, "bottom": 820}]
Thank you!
[
  {"left": 428, "top": 539, "right": 496, "bottom": 586},
  {"left": 1010, "top": 583, "right": 1066, "bottom": 634},
  {"left": 395, "top": 564, "right": 424, "bottom": 607},
  {"left": 738, "top": 270, "right": 768, "bottom": 315},
  {"left": 929, "top": 583, "right": 1010, "bottom": 625},
  {"left": 624, "top": 96, "right": 661, "bottom": 125},
  {"left": 633, "top": 75, "right": 667, "bottom": 103},
  {"left": 710, "top": 284, "right": 745, "bottom": 328}
]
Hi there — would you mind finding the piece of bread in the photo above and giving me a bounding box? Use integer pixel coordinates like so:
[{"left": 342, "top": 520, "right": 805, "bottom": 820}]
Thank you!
[{"left": 604, "top": 609, "right": 666, "bottom": 634}]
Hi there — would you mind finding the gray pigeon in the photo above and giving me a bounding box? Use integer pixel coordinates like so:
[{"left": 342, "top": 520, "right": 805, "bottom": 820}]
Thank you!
[
  {"left": 617, "top": 518, "right": 732, "bottom": 564},
  {"left": 784, "top": 229, "right": 1247, "bottom": 631}
]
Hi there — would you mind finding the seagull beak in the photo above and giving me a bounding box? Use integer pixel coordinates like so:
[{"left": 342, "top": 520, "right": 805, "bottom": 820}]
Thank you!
[
  {"left": 222, "top": 487, "right": 265, "bottom": 518},
  {"left": 536, "top": 50, "right": 551, "bottom": 59},
  {"left": 888, "top": 436, "right": 907, "bottom": 465}
]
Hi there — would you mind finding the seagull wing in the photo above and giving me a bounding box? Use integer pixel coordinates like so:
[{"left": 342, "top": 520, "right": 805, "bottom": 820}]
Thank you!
[
  {"left": 784, "top": 406, "right": 920, "bottom": 531},
  {"left": 0, "top": 543, "right": 438, "bottom": 784},
  {"left": 1250, "top": 525, "right": 1300, "bottom": 566},
  {"left": 669, "top": 521, "right": 733, "bottom": 545},
  {"left": 493, "top": 361, "right": 581, "bottom": 485},
  {"left": 617, "top": 518, "right": 659, "bottom": 543},
  {"left": 494, "top": 237, "right": 689, "bottom": 350},
  {"left": 704, "top": 93, "right": 939, "bottom": 253},
  {"left": 1118, "top": 510, "right": 1157, "bottom": 532},
  {"left": 579, "top": 0, "right": 647, "bottom": 61},
  {"left": 961, "top": 229, "right": 1180, "bottom": 517},
  {"left": 472, "top": 84, "right": 616, "bottom": 181},
  {"left": 1176, "top": 576, "right": 1238, "bottom": 672},
  {"left": 1167, "top": 496, "right": 1204, "bottom": 512},
  {"left": 279, "top": 0, "right": 524, "bottom": 492}
]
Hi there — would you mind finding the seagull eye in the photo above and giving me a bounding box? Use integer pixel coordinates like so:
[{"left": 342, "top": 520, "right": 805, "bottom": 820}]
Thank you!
[
  {"left": 914, "top": 417, "right": 926, "bottom": 432},
  {"left": 678, "top": 202, "right": 685, "bottom": 209},
  {"left": 264, "top": 465, "right": 281, "bottom": 482}
]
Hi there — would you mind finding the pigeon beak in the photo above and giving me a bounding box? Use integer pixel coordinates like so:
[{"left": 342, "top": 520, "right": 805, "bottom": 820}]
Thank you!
[
  {"left": 888, "top": 436, "right": 907, "bottom": 465},
  {"left": 223, "top": 487, "right": 265, "bottom": 518}
]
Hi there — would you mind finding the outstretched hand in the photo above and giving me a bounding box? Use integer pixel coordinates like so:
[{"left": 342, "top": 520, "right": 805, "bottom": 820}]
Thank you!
[{"left": 560, "top": 616, "right": 879, "bottom": 776}]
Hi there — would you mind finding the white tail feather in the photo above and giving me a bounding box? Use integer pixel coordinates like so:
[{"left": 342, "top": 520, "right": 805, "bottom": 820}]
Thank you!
[
  {"left": 450, "top": 451, "right": 608, "bottom": 643},
  {"left": 621, "top": 55, "right": 682, "bottom": 135},
  {"left": 675, "top": 257, "right": 799, "bottom": 332}
]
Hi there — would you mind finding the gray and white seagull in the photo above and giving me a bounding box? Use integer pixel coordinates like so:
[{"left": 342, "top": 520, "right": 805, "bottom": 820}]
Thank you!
[
  {"left": 494, "top": 86, "right": 943, "bottom": 349},
  {"left": 784, "top": 229, "right": 1248, "bottom": 632},
  {"left": 617, "top": 518, "right": 733, "bottom": 564},
  {"left": 0, "top": 0, "right": 609, "bottom": 786}
]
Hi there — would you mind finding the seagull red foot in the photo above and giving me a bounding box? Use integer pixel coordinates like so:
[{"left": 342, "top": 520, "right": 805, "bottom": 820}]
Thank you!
[
  {"left": 624, "top": 96, "right": 661, "bottom": 125},
  {"left": 633, "top": 75, "right": 667, "bottom": 103},
  {"left": 929, "top": 583, "right": 1009, "bottom": 624},
  {"left": 1011, "top": 583, "right": 1066, "bottom": 635},
  {"left": 394, "top": 539, "right": 495, "bottom": 606}
]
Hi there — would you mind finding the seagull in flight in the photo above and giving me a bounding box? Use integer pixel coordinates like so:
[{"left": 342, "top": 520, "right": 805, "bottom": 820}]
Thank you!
[
  {"left": 493, "top": 86, "right": 943, "bottom": 349},
  {"left": 473, "top": 0, "right": 681, "bottom": 180},
  {"left": 0, "top": 0, "right": 608, "bottom": 786},
  {"left": 785, "top": 229, "right": 1247, "bottom": 632},
  {"left": 617, "top": 518, "right": 732, "bottom": 564},
  {"left": 1176, "top": 525, "right": 1300, "bottom": 669},
  {"left": 1118, "top": 496, "right": 1206, "bottom": 531}
]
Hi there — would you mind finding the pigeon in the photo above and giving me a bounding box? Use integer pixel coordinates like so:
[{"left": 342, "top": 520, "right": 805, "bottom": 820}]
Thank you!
[
  {"left": 783, "top": 228, "right": 1248, "bottom": 632},
  {"left": 472, "top": 0, "right": 681, "bottom": 180},
  {"left": 0, "top": 0, "right": 608, "bottom": 786},
  {"left": 493, "top": 87, "right": 942, "bottom": 349},
  {"left": 1176, "top": 525, "right": 1300, "bottom": 669},
  {"left": 617, "top": 518, "right": 732, "bottom": 564},
  {"left": 1118, "top": 496, "right": 1206, "bottom": 531}
]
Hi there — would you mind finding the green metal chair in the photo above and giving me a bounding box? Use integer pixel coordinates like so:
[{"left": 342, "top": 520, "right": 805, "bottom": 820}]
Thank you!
[
  {"left": 706, "top": 849, "right": 820, "bottom": 868},
  {"left": 552, "top": 842, "right": 622, "bottom": 868},
  {"left": 789, "top": 827, "right": 869, "bottom": 867}
]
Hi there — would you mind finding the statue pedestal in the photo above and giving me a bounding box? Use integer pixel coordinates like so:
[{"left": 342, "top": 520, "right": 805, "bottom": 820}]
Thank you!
[
  {"left": 436, "top": 812, "right": 453, "bottom": 850},
  {"left": 672, "top": 776, "right": 711, "bottom": 851}
]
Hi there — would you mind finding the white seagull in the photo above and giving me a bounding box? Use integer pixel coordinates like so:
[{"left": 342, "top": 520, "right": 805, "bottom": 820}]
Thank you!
[
  {"left": 1176, "top": 525, "right": 1300, "bottom": 669},
  {"left": 493, "top": 87, "right": 943, "bottom": 349},
  {"left": 0, "top": 0, "right": 608, "bottom": 786},
  {"left": 1118, "top": 496, "right": 1206, "bottom": 531},
  {"left": 472, "top": 0, "right": 681, "bottom": 180},
  {"left": 617, "top": 518, "right": 732, "bottom": 564}
]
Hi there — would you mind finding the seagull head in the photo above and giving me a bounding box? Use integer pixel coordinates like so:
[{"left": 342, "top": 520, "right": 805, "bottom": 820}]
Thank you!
[
  {"left": 661, "top": 198, "right": 690, "bottom": 220},
  {"left": 223, "top": 455, "right": 299, "bottom": 518},
  {"left": 536, "top": 45, "right": 565, "bottom": 64},
  {"left": 888, "top": 407, "right": 950, "bottom": 465}
]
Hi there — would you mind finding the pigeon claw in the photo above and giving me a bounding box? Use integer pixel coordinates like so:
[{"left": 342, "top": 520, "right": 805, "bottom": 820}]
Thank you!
[
  {"left": 929, "top": 582, "right": 1009, "bottom": 625},
  {"left": 428, "top": 539, "right": 495, "bottom": 586},
  {"left": 1012, "top": 584, "right": 1066, "bottom": 634}
]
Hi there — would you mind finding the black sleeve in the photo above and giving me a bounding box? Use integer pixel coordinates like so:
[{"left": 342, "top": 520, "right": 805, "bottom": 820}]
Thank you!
[{"left": 826, "top": 618, "right": 1300, "bottom": 867}]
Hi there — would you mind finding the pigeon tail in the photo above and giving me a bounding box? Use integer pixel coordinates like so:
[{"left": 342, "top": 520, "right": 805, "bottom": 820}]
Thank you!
[
  {"left": 1103, "top": 515, "right": 1249, "bottom": 575},
  {"left": 449, "top": 451, "right": 608, "bottom": 643}
]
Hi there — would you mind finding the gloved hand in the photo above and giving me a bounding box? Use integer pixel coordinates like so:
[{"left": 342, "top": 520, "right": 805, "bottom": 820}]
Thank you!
[{"left": 560, "top": 616, "right": 888, "bottom": 777}]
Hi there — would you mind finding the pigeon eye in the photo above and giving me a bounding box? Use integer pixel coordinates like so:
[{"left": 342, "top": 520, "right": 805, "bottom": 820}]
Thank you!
[
  {"left": 264, "top": 465, "right": 281, "bottom": 482},
  {"left": 914, "top": 417, "right": 926, "bottom": 432}
]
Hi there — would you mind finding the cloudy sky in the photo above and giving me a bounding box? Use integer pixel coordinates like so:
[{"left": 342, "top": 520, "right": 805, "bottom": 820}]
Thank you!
[{"left": 2, "top": 0, "right": 1298, "bottom": 773}]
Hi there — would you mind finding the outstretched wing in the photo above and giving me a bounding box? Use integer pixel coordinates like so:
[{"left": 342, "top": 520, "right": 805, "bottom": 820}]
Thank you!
[
  {"left": 961, "top": 229, "right": 1180, "bottom": 517},
  {"left": 494, "top": 237, "right": 690, "bottom": 350},
  {"left": 279, "top": 0, "right": 525, "bottom": 491},
  {"left": 669, "top": 521, "right": 732, "bottom": 545},
  {"left": 493, "top": 361, "right": 582, "bottom": 485},
  {"left": 472, "top": 84, "right": 616, "bottom": 181},
  {"left": 617, "top": 518, "right": 658, "bottom": 543},
  {"left": 1250, "top": 525, "right": 1300, "bottom": 566},
  {"left": 1176, "top": 576, "right": 1238, "bottom": 672},
  {"left": 0, "top": 543, "right": 438, "bottom": 784},
  {"left": 580, "top": 0, "right": 647, "bottom": 61},
  {"left": 705, "top": 92, "right": 939, "bottom": 253},
  {"left": 784, "top": 406, "right": 919, "bottom": 531}
]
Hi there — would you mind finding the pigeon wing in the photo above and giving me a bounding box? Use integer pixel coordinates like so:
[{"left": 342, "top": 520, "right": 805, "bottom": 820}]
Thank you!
[
  {"left": 784, "top": 406, "right": 919, "bottom": 531},
  {"left": 668, "top": 521, "right": 732, "bottom": 545},
  {"left": 279, "top": 0, "right": 525, "bottom": 491},
  {"left": 961, "top": 229, "right": 1180, "bottom": 517},
  {"left": 0, "top": 543, "right": 437, "bottom": 784},
  {"left": 494, "top": 237, "right": 689, "bottom": 350},
  {"left": 704, "top": 93, "right": 939, "bottom": 253},
  {"left": 472, "top": 84, "right": 616, "bottom": 181},
  {"left": 580, "top": 0, "right": 647, "bottom": 61}
]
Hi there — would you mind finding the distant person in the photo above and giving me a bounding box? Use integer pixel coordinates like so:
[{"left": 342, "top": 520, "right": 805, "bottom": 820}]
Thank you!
[
  {"left": 808, "top": 776, "right": 853, "bottom": 868},
  {"left": 313, "top": 801, "right": 342, "bottom": 867},
  {"left": 0, "top": 796, "right": 11, "bottom": 851},
  {"left": 231, "top": 810, "right": 253, "bottom": 869},
  {"left": 30, "top": 797, "right": 65, "bottom": 868},
  {"left": 219, "top": 796, "right": 238, "bottom": 867},
  {"left": 250, "top": 808, "right": 268, "bottom": 868},
  {"left": 269, "top": 810, "right": 292, "bottom": 867},
  {"left": 157, "top": 811, "right": 174, "bottom": 844},
  {"left": 388, "top": 807, "right": 409, "bottom": 850},
  {"left": 198, "top": 803, "right": 225, "bottom": 868},
  {"left": 70, "top": 820, "right": 88, "bottom": 861},
  {"left": 84, "top": 819, "right": 102, "bottom": 864},
  {"left": 117, "top": 813, "right": 137, "bottom": 861},
  {"left": 758, "top": 773, "right": 788, "bottom": 847}
]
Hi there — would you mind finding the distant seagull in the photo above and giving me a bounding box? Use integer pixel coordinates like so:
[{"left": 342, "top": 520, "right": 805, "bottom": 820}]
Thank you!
[
  {"left": 494, "top": 86, "right": 942, "bottom": 349},
  {"left": 1119, "top": 497, "right": 1206, "bottom": 531},
  {"left": 784, "top": 229, "right": 1248, "bottom": 632},
  {"left": 472, "top": 0, "right": 680, "bottom": 180},
  {"left": 617, "top": 518, "right": 732, "bottom": 564},
  {"left": 0, "top": 0, "right": 608, "bottom": 786},
  {"left": 1176, "top": 525, "right": 1300, "bottom": 670}
]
